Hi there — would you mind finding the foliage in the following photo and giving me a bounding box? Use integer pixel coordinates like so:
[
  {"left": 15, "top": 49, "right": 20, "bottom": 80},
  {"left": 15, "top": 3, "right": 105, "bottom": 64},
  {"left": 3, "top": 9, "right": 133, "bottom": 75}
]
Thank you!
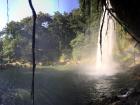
[
  {"left": 79, "top": 0, "right": 101, "bottom": 25},
  {"left": 69, "top": 0, "right": 100, "bottom": 61},
  {"left": 70, "top": 33, "right": 85, "bottom": 48},
  {"left": 0, "top": 10, "right": 86, "bottom": 64},
  {"left": 113, "top": 22, "right": 140, "bottom": 65},
  {"left": 2, "top": 34, "right": 21, "bottom": 61},
  {"left": 0, "top": 0, "right": 137, "bottom": 66}
]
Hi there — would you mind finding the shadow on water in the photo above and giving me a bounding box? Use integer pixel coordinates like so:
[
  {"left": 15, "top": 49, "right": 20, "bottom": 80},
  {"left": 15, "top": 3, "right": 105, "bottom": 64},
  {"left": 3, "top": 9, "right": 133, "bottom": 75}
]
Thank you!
[{"left": 0, "top": 66, "right": 139, "bottom": 105}]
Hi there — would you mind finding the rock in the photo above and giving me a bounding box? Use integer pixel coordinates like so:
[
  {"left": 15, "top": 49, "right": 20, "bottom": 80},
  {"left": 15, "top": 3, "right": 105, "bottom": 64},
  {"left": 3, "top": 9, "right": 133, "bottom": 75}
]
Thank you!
[
  {"left": 119, "top": 88, "right": 128, "bottom": 95},
  {"left": 117, "top": 88, "right": 135, "bottom": 99}
]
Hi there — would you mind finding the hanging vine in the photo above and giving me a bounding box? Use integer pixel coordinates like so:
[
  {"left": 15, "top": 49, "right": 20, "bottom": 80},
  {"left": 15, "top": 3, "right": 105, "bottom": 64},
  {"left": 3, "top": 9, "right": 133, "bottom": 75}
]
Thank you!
[
  {"left": 1, "top": 0, "right": 9, "bottom": 69},
  {"left": 28, "top": 0, "right": 37, "bottom": 105},
  {"left": 98, "top": 8, "right": 107, "bottom": 61}
]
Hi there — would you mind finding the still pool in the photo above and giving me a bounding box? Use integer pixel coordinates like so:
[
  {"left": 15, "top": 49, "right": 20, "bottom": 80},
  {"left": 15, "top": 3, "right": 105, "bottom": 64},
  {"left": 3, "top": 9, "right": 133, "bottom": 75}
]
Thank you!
[{"left": 0, "top": 67, "right": 138, "bottom": 105}]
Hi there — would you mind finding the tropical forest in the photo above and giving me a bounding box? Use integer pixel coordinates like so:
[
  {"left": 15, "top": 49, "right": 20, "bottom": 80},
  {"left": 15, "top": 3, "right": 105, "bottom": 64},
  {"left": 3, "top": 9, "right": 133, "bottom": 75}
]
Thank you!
[{"left": 0, "top": 0, "right": 140, "bottom": 105}]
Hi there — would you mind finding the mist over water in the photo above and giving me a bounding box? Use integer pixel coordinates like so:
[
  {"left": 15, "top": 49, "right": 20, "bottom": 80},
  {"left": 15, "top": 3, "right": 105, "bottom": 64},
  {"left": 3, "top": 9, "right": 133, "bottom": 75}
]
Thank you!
[{"left": 80, "top": 6, "right": 118, "bottom": 76}]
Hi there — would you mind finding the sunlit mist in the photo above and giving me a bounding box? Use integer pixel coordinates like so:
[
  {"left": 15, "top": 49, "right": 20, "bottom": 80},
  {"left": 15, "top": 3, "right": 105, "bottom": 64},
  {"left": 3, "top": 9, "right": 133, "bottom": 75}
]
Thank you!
[
  {"left": 94, "top": 9, "right": 117, "bottom": 76},
  {"left": 79, "top": 5, "right": 118, "bottom": 76}
]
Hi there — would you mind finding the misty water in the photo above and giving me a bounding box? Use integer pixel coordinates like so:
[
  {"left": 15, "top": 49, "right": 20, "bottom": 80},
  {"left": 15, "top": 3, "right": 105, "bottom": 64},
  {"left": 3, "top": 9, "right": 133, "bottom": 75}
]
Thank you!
[{"left": 0, "top": 67, "right": 137, "bottom": 105}]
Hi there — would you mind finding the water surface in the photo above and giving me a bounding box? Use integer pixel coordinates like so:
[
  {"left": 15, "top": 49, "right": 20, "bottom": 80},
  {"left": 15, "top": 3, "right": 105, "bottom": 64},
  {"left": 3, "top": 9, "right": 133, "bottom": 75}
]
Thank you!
[{"left": 0, "top": 67, "right": 137, "bottom": 105}]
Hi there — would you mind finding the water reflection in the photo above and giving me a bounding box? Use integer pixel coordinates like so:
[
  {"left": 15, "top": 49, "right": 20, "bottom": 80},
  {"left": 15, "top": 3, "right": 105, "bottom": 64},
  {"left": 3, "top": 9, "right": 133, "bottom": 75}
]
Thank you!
[
  {"left": 0, "top": 68, "right": 137, "bottom": 105},
  {"left": 94, "top": 78, "right": 112, "bottom": 95}
]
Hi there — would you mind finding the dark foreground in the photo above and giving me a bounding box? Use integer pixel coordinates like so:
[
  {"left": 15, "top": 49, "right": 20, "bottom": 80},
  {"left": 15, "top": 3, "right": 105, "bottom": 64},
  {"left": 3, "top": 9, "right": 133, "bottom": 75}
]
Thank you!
[{"left": 0, "top": 65, "right": 140, "bottom": 105}]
